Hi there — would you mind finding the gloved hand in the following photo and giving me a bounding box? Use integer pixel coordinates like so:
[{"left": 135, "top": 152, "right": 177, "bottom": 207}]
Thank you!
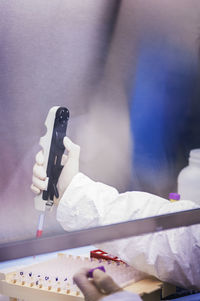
[
  {"left": 30, "top": 136, "right": 80, "bottom": 203},
  {"left": 73, "top": 268, "right": 142, "bottom": 301},
  {"left": 73, "top": 268, "right": 122, "bottom": 301}
]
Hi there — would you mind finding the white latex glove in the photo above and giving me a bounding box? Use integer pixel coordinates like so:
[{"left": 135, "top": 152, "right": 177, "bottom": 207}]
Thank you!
[
  {"left": 73, "top": 268, "right": 122, "bottom": 301},
  {"left": 31, "top": 136, "right": 80, "bottom": 204}
]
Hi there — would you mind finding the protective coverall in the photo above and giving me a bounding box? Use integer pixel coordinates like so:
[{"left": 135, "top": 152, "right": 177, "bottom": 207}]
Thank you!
[
  {"left": 57, "top": 172, "right": 200, "bottom": 290},
  {"left": 31, "top": 137, "right": 200, "bottom": 290}
]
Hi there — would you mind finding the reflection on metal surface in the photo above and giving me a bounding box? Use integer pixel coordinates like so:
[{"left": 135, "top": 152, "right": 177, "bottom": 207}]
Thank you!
[{"left": 0, "top": 208, "right": 200, "bottom": 262}]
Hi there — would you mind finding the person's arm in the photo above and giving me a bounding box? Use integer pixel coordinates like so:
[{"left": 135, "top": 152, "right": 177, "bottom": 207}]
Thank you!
[
  {"left": 31, "top": 137, "right": 200, "bottom": 289},
  {"left": 56, "top": 169, "right": 200, "bottom": 289}
]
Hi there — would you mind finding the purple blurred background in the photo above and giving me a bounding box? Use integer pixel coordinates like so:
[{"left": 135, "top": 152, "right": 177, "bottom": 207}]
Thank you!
[{"left": 0, "top": 0, "right": 200, "bottom": 243}]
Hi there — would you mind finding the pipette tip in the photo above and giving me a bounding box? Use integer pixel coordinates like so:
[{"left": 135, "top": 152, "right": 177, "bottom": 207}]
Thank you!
[{"left": 36, "top": 230, "right": 43, "bottom": 238}]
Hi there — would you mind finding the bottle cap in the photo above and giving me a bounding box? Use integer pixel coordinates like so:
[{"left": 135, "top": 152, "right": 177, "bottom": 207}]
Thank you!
[
  {"left": 169, "top": 193, "right": 180, "bottom": 200},
  {"left": 189, "top": 149, "right": 200, "bottom": 163},
  {"left": 87, "top": 266, "right": 106, "bottom": 278}
]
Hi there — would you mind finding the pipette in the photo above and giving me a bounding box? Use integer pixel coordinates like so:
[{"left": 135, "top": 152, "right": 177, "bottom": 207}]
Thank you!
[{"left": 34, "top": 106, "right": 69, "bottom": 238}]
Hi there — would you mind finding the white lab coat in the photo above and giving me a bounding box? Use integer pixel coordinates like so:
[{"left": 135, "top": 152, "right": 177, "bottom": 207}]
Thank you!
[{"left": 57, "top": 173, "right": 200, "bottom": 289}]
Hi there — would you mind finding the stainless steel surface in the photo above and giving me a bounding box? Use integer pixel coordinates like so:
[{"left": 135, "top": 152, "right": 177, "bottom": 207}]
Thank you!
[{"left": 0, "top": 208, "right": 200, "bottom": 262}]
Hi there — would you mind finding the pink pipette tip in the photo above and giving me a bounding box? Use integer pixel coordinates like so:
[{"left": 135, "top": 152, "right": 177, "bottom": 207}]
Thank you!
[{"left": 36, "top": 230, "right": 43, "bottom": 238}]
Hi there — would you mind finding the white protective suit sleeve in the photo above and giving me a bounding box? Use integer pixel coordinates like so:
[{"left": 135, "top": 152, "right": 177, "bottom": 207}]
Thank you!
[{"left": 57, "top": 172, "right": 200, "bottom": 289}]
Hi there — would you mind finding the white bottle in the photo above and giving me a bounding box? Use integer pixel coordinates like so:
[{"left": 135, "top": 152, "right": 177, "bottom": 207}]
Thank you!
[{"left": 177, "top": 149, "right": 200, "bottom": 205}]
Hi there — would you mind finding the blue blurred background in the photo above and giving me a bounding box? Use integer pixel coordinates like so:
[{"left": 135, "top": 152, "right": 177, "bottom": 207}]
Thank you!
[{"left": 130, "top": 36, "right": 200, "bottom": 196}]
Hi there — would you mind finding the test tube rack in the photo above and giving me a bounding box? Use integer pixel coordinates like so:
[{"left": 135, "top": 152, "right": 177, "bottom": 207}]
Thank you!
[{"left": 0, "top": 253, "right": 164, "bottom": 301}]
